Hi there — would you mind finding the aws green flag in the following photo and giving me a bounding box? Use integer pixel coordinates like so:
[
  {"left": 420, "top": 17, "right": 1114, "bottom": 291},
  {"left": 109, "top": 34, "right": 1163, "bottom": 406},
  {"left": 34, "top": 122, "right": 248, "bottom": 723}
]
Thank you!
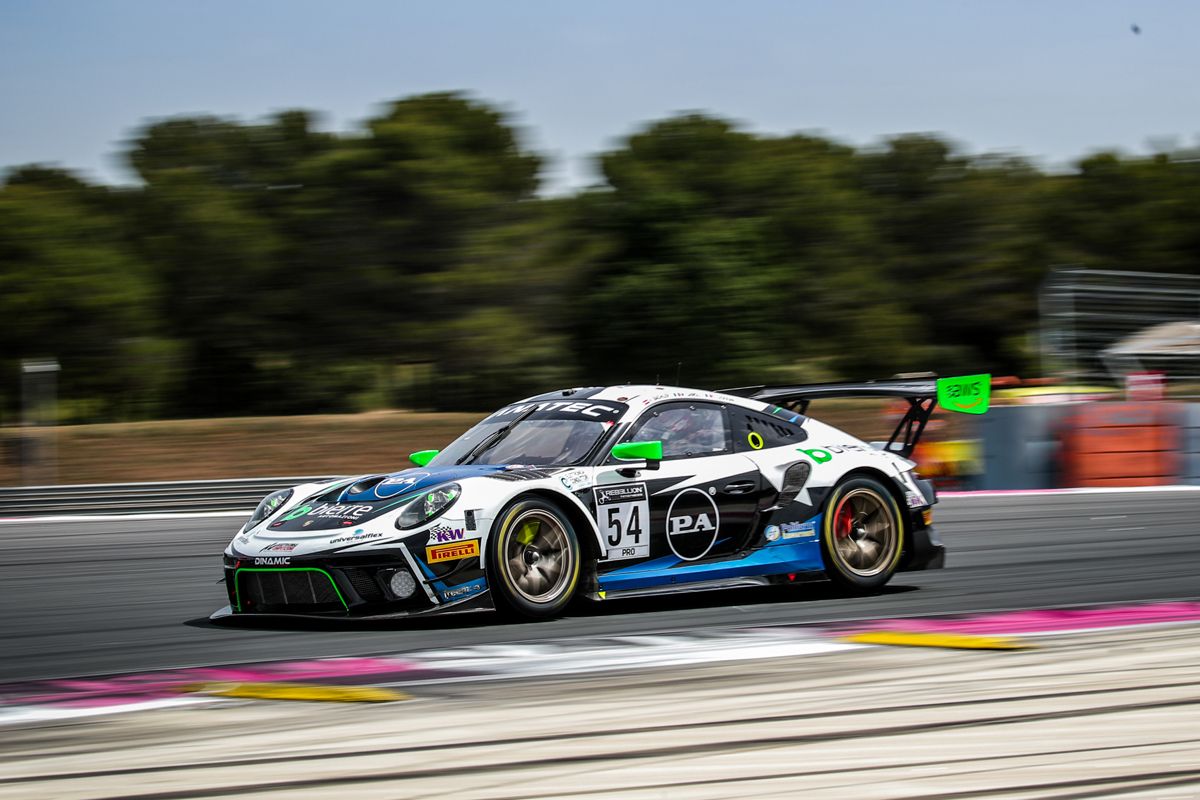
[{"left": 936, "top": 374, "right": 991, "bottom": 415}]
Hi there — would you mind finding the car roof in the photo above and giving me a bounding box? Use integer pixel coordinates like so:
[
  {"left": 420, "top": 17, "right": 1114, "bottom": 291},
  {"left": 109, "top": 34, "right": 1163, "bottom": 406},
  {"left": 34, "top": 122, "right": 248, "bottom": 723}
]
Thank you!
[{"left": 519, "top": 385, "right": 770, "bottom": 415}]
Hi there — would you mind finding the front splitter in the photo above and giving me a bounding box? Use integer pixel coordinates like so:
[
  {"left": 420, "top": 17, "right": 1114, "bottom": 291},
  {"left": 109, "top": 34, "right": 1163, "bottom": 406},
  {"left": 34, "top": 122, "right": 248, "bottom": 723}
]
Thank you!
[{"left": 209, "top": 590, "right": 494, "bottom": 622}]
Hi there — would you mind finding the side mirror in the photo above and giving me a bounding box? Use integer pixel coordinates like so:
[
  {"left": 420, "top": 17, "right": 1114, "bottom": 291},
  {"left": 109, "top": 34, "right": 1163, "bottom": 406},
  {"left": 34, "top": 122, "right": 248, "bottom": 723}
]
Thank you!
[
  {"left": 409, "top": 449, "right": 439, "bottom": 467},
  {"left": 610, "top": 440, "right": 662, "bottom": 477}
]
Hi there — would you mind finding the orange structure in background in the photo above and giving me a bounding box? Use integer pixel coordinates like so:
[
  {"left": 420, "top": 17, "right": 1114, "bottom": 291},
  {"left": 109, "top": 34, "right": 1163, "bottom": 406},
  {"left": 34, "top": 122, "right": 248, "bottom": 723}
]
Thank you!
[{"left": 1059, "top": 403, "right": 1181, "bottom": 487}]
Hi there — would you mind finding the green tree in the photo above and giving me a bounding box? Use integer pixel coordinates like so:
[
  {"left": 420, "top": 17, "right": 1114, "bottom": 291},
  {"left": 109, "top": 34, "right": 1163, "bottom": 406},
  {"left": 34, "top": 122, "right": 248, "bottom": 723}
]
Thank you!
[{"left": 0, "top": 171, "right": 157, "bottom": 419}]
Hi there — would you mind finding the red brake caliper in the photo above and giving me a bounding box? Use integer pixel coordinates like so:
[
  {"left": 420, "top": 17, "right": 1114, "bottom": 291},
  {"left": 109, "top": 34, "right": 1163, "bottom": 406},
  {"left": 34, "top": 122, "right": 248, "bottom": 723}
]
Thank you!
[{"left": 835, "top": 502, "right": 855, "bottom": 539}]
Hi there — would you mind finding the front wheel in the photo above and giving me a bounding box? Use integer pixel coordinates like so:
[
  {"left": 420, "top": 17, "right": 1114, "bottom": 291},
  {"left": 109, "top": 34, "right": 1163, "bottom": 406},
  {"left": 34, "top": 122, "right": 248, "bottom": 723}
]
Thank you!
[
  {"left": 820, "top": 477, "right": 904, "bottom": 592},
  {"left": 488, "top": 498, "right": 581, "bottom": 619}
]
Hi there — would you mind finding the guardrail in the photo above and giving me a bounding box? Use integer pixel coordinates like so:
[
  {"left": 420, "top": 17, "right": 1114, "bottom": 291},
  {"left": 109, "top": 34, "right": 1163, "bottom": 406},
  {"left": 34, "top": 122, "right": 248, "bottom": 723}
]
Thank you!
[{"left": 0, "top": 477, "right": 337, "bottom": 517}]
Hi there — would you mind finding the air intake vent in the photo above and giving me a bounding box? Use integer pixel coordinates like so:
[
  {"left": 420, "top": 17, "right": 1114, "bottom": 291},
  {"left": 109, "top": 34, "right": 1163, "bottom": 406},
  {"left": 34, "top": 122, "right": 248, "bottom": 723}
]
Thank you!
[
  {"left": 762, "top": 461, "right": 812, "bottom": 510},
  {"left": 237, "top": 569, "right": 345, "bottom": 612},
  {"left": 341, "top": 567, "right": 385, "bottom": 602}
]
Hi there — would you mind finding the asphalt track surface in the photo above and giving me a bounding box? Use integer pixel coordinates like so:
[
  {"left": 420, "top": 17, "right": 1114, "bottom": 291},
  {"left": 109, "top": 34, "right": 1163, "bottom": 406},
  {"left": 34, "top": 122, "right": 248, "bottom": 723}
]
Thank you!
[{"left": 1, "top": 490, "right": 1197, "bottom": 683}]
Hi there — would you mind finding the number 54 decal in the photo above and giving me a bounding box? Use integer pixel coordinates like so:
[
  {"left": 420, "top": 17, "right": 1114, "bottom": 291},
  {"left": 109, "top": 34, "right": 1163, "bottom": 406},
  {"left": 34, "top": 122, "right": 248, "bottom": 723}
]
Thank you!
[{"left": 594, "top": 483, "right": 650, "bottom": 560}]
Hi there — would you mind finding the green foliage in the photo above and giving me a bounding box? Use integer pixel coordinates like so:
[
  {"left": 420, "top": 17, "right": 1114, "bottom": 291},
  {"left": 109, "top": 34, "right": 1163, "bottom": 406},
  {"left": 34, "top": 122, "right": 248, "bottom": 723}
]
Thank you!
[
  {"left": 2, "top": 96, "right": 1199, "bottom": 420},
  {"left": 0, "top": 175, "right": 156, "bottom": 419}
]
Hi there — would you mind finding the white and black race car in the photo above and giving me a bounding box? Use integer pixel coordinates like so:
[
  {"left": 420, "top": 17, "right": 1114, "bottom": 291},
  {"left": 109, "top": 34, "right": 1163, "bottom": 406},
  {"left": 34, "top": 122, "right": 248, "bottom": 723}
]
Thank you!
[{"left": 214, "top": 375, "right": 989, "bottom": 620}]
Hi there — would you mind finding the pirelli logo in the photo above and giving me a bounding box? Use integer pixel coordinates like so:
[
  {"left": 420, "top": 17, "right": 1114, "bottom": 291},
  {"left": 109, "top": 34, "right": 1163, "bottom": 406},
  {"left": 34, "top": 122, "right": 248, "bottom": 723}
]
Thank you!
[{"left": 426, "top": 540, "right": 480, "bottom": 564}]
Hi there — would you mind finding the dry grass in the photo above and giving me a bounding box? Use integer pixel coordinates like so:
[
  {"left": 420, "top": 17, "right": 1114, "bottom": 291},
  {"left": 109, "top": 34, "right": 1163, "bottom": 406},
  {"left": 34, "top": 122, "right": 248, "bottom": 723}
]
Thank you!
[{"left": 0, "top": 411, "right": 484, "bottom": 485}]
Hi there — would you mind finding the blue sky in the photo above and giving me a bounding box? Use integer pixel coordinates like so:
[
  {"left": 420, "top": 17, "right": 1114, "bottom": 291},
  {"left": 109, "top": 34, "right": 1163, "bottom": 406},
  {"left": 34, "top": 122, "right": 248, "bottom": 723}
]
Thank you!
[{"left": 1, "top": 0, "right": 1195, "bottom": 193}]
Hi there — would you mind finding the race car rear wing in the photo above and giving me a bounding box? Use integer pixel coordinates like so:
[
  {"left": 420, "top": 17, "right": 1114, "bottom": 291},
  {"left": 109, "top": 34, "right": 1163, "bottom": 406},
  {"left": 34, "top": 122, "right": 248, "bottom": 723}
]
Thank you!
[{"left": 723, "top": 374, "right": 990, "bottom": 458}]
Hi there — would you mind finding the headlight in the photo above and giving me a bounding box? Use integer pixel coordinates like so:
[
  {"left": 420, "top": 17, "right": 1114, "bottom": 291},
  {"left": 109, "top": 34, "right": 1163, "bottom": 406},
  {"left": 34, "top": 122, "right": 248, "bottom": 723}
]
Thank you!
[
  {"left": 242, "top": 488, "right": 293, "bottom": 533},
  {"left": 395, "top": 483, "right": 461, "bottom": 530}
]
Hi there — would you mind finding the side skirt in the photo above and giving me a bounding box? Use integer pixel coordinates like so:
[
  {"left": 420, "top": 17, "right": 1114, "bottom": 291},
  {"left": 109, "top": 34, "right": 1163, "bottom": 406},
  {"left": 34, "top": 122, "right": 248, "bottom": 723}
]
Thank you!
[{"left": 586, "top": 570, "right": 826, "bottom": 602}]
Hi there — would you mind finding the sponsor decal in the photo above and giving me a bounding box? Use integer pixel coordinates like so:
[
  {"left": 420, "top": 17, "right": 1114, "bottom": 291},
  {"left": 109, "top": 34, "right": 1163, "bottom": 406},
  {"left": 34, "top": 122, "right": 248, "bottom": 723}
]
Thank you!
[
  {"left": 427, "top": 524, "right": 468, "bottom": 544},
  {"left": 747, "top": 431, "right": 765, "bottom": 450},
  {"left": 797, "top": 448, "right": 833, "bottom": 463},
  {"left": 595, "top": 483, "right": 650, "bottom": 561},
  {"left": 797, "top": 443, "right": 886, "bottom": 464},
  {"left": 426, "top": 540, "right": 480, "bottom": 564},
  {"left": 237, "top": 536, "right": 251, "bottom": 544},
  {"left": 936, "top": 374, "right": 991, "bottom": 415},
  {"left": 905, "top": 491, "right": 925, "bottom": 509},
  {"left": 281, "top": 505, "right": 313, "bottom": 522},
  {"left": 253, "top": 556, "right": 291, "bottom": 566},
  {"left": 379, "top": 471, "right": 430, "bottom": 489},
  {"left": 666, "top": 488, "right": 720, "bottom": 561},
  {"left": 439, "top": 579, "right": 486, "bottom": 602},
  {"left": 828, "top": 443, "right": 884, "bottom": 455},
  {"left": 330, "top": 529, "right": 384, "bottom": 544},
  {"left": 279, "top": 502, "right": 376, "bottom": 523},
  {"left": 308, "top": 503, "right": 374, "bottom": 521},
  {"left": 764, "top": 524, "right": 781, "bottom": 542},
  {"left": 262, "top": 542, "right": 297, "bottom": 552},
  {"left": 559, "top": 469, "right": 591, "bottom": 492},
  {"left": 781, "top": 520, "right": 816, "bottom": 539},
  {"left": 641, "top": 389, "right": 738, "bottom": 406},
  {"left": 596, "top": 484, "right": 646, "bottom": 504},
  {"left": 490, "top": 400, "right": 623, "bottom": 420}
]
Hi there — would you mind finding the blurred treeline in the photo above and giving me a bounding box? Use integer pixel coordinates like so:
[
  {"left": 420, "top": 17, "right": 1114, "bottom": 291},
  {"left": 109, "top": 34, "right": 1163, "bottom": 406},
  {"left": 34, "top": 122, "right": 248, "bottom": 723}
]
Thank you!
[{"left": 3, "top": 92, "right": 1200, "bottom": 420}]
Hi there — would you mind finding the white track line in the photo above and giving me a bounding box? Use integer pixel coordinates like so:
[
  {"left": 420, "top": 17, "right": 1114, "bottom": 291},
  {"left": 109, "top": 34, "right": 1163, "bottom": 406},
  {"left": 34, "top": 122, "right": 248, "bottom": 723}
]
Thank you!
[{"left": 0, "top": 695, "right": 221, "bottom": 725}]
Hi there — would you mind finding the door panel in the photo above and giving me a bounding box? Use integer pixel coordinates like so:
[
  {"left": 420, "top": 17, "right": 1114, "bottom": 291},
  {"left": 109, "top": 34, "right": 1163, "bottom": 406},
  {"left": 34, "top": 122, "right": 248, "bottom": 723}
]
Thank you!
[{"left": 594, "top": 453, "right": 762, "bottom": 571}]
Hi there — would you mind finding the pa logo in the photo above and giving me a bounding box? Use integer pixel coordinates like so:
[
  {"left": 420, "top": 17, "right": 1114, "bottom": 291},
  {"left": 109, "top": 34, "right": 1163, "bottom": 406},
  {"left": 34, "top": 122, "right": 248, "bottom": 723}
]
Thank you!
[{"left": 666, "top": 488, "right": 720, "bottom": 561}]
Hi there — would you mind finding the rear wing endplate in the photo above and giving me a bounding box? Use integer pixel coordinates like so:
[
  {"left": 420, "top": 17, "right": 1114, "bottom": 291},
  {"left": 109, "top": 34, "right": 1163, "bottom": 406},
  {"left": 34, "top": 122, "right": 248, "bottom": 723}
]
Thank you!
[{"left": 724, "top": 374, "right": 990, "bottom": 458}]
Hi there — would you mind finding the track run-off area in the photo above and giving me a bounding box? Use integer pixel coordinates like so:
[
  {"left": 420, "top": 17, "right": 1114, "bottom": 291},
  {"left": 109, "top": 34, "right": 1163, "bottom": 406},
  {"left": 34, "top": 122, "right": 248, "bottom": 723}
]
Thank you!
[{"left": 1, "top": 489, "right": 1199, "bottom": 798}]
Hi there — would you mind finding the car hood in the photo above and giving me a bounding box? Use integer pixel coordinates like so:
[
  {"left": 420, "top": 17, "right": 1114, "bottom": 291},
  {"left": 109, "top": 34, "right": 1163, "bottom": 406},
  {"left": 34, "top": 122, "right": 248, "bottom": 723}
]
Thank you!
[
  {"left": 337, "top": 464, "right": 510, "bottom": 502},
  {"left": 260, "top": 464, "right": 551, "bottom": 532}
]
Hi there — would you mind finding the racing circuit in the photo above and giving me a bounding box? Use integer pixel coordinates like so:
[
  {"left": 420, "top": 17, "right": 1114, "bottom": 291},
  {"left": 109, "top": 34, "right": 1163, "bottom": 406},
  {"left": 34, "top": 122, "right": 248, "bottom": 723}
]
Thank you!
[{"left": 2, "top": 488, "right": 1200, "bottom": 798}]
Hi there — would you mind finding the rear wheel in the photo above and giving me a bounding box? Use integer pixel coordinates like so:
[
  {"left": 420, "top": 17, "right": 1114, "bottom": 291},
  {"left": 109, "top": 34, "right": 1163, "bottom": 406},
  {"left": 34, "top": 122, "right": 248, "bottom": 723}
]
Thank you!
[
  {"left": 489, "top": 498, "right": 581, "bottom": 619},
  {"left": 820, "top": 477, "right": 904, "bottom": 592}
]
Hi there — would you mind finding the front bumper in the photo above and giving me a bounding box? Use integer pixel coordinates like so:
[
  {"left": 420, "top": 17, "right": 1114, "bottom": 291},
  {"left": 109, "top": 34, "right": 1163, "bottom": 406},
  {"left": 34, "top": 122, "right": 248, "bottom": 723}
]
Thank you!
[
  {"left": 899, "top": 523, "right": 945, "bottom": 571},
  {"left": 220, "top": 546, "right": 492, "bottom": 618}
]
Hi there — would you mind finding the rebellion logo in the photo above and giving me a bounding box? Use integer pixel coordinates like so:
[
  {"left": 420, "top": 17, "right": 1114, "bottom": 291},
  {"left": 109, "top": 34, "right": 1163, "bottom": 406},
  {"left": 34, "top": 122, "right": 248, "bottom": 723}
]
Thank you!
[{"left": 596, "top": 484, "right": 647, "bottom": 504}]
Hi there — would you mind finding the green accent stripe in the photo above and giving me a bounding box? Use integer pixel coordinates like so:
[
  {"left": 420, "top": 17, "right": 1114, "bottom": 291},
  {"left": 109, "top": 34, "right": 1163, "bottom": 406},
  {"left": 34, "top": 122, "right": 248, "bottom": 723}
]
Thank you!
[{"left": 233, "top": 567, "right": 348, "bottom": 612}]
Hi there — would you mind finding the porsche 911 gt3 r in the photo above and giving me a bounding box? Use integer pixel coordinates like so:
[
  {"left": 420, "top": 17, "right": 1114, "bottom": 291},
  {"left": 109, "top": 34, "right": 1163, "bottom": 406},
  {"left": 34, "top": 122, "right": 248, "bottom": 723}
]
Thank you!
[{"left": 213, "top": 375, "right": 990, "bottom": 620}]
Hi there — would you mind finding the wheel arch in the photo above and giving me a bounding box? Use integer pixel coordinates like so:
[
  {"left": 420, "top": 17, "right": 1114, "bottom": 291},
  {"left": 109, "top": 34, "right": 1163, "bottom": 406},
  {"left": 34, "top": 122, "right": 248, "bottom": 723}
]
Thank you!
[
  {"left": 497, "top": 488, "right": 602, "bottom": 562},
  {"left": 484, "top": 488, "right": 597, "bottom": 617},
  {"left": 825, "top": 466, "right": 909, "bottom": 531}
]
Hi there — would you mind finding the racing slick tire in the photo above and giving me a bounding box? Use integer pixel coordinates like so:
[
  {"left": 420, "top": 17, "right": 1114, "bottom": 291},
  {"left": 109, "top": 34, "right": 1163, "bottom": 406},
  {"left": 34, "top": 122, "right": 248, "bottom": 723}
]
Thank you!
[
  {"left": 819, "top": 476, "right": 904, "bottom": 593},
  {"left": 488, "top": 497, "right": 582, "bottom": 619}
]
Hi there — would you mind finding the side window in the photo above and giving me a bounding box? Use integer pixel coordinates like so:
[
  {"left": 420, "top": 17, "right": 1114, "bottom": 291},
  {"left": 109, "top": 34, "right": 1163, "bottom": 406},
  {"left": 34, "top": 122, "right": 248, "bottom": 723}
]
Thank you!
[
  {"left": 734, "top": 410, "right": 807, "bottom": 452},
  {"left": 627, "top": 403, "right": 731, "bottom": 460}
]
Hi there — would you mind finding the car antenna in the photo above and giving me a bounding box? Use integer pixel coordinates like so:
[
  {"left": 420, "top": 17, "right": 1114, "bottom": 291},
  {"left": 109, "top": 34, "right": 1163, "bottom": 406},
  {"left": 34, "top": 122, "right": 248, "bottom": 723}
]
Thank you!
[{"left": 675, "top": 361, "right": 682, "bottom": 385}]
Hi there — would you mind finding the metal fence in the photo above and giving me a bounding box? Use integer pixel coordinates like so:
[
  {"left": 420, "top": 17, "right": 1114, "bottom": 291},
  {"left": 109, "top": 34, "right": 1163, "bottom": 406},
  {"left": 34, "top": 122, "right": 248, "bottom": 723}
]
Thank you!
[
  {"left": 0, "top": 476, "right": 335, "bottom": 517},
  {"left": 1040, "top": 268, "right": 1200, "bottom": 393}
]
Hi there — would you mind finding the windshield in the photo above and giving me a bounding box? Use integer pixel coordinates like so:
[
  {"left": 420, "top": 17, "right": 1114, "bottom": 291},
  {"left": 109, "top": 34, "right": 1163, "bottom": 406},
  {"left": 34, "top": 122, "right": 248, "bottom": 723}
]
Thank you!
[{"left": 432, "top": 399, "right": 627, "bottom": 467}]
